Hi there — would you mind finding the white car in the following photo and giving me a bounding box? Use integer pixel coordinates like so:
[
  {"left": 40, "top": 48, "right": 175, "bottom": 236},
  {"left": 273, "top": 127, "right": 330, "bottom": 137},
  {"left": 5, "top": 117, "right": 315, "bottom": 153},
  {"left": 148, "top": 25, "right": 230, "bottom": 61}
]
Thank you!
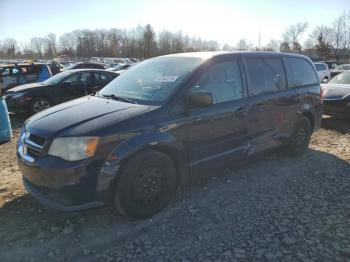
[{"left": 314, "top": 62, "right": 330, "bottom": 82}]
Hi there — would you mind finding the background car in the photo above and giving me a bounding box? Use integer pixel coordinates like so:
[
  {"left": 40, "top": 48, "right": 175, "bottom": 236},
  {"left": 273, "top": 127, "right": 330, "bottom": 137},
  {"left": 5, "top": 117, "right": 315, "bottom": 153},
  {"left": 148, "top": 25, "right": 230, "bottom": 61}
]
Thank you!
[
  {"left": 63, "top": 62, "right": 105, "bottom": 71},
  {"left": 330, "top": 64, "right": 350, "bottom": 78},
  {"left": 322, "top": 71, "right": 350, "bottom": 118},
  {"left": 314, "top": 62, "right": 330, "bottom": 82},
  {"left": 4, "top": 69, "right": 118, "bottom": 114},
  {"left": 107, "top": 63, "right": 131, "bottom": 72},
  {"left": 0, "top": 63, "right": 52, "bottom": 94}
]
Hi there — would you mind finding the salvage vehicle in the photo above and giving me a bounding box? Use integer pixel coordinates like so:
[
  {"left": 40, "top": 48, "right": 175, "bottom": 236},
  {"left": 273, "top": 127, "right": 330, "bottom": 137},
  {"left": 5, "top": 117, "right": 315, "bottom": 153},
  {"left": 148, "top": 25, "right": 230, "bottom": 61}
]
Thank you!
[
  {"left": 5, "top": 69, "right": 118, "bottom": 114},
  {"left": 63, "top": 62, "right": 105, "bottom": 70},
  {"left": 17, "top": 52, "right": 322, "bottom": 219},
  {"left": 107, "top": 63, "right": 132, "bottom": 72},
  {"left": 314, "top": 62, "right": 330, "bottom": 82},
  {"left": 0, "top": 63, "right": 52, "bottom": 93},
  {"left": 322, "top": 71, "right": 350, "bottom": 118},
  {"left": 330, "top": 64, "right": 350, "bottom": 78}
]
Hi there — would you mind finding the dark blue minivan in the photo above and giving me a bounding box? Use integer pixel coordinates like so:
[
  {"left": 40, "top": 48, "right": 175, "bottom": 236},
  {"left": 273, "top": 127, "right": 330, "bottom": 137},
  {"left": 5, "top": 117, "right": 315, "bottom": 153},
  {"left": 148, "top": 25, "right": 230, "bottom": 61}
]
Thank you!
[{"left": 17, "top": 52, "right": 322, "bottom": 219}]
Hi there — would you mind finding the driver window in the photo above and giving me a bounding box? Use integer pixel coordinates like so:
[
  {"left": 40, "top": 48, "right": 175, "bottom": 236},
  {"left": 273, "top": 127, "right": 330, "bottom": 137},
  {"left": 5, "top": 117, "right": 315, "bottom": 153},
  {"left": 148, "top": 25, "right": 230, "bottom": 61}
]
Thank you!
[
  {"left": 192, "top": 60, "right": 244, "bottom": 104},
  {"left": 63, "top": 74, "right": 81, "bottom": 85}
]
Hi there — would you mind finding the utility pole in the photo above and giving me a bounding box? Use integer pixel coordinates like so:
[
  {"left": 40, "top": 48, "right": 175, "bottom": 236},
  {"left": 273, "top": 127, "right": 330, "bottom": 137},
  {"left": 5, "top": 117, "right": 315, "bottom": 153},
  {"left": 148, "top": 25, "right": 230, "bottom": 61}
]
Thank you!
[{"left": 258, "top": 32, "right": 261, "bottom": 50}]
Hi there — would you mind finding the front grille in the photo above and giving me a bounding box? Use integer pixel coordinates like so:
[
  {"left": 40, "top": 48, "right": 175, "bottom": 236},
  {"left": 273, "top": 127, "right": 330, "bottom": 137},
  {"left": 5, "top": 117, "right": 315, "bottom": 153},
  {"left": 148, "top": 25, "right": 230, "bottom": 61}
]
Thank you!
[
  {"left": 29, "top": 134, "right": 46, "bottom": 146},
  {"left": 27, "top": 145, "right": 41, "bottom": 158},
  {"left": 23, "top": 132, "right": 46, "bottom": 159}
]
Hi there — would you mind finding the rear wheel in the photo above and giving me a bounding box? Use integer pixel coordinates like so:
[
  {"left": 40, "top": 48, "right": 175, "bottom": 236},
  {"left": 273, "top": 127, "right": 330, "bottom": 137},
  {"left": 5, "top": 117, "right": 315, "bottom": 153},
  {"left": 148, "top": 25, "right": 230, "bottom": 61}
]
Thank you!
[
  {"left": 113, "top": 150, "right": 178, "bottom": 219},
  {"left": 30, "top": 97, "right": 51, "bottom": 114},
  {"left": 285, "top": 116, "right": 312, "bottom": 156}
]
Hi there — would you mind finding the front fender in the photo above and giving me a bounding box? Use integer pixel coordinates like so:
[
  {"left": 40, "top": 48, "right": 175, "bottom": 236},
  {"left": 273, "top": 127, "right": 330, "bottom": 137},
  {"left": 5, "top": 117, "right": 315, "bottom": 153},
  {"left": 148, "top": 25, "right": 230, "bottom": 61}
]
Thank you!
[{"left": 95, "top": 132, "right": 188, "bottom": 204}]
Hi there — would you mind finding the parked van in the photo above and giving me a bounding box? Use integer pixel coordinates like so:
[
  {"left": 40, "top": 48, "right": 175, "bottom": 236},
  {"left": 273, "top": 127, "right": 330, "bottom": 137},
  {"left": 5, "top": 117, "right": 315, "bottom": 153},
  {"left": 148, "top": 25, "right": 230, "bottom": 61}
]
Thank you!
[
  {"left": 314, "top": 62, "right": 330, "bottom": 82},
  {"left": 17, "top": 52, "right": 322, "bottom": 219}
]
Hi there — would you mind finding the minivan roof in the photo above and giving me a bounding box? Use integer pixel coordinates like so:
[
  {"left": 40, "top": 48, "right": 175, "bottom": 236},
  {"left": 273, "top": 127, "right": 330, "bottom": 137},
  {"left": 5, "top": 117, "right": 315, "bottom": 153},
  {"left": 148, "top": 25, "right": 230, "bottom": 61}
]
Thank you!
[
  {"left": 158, "top": 51, "right": 309, "bottom": 60},
  {"left": 0, "top": 63, "right": 46, "bottom": 68},
  {"left": 67, "top": 69, "right": 118, "bottom": 74}
]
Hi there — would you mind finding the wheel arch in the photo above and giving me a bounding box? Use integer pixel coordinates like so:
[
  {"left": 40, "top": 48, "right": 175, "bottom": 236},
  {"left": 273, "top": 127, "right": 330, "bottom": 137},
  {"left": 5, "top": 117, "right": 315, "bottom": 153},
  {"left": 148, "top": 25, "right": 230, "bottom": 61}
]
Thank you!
[
  {"left": 99, "top": 133, "right": 189, "bottom": 205},
  {"left": 301, "top": 111, "right": 315, "bottom": 131}
]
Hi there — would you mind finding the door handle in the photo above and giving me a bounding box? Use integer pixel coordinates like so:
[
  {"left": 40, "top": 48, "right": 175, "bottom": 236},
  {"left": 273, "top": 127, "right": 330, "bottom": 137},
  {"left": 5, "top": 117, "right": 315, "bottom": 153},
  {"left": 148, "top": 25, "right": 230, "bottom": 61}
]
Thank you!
[
  {"left": 235, "top": 106, "right": 249, "bottom": 117},
  {"left": 254, "top": 103, "right": 265, "bottom": 112}
]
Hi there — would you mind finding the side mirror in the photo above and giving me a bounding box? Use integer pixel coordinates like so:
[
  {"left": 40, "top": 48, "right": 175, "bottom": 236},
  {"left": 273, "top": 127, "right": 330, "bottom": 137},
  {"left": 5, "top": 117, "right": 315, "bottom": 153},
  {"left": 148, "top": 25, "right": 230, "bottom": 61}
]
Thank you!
[
  {"left": 61, "top": 81, "right": 71, "bottom": 88},
  {"left": 322, "top": 78, "right": 328, "bottom": 84},
  {"left": 187, "top": 91, "right": 213, "bottom": 108}
]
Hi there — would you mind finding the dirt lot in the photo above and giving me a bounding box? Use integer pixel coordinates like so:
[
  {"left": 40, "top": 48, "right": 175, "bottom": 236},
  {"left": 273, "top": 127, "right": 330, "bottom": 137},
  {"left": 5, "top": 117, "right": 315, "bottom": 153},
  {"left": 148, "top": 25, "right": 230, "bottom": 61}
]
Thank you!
[{"left": 0, "top": 115, "right": 350, "bottom": 262}]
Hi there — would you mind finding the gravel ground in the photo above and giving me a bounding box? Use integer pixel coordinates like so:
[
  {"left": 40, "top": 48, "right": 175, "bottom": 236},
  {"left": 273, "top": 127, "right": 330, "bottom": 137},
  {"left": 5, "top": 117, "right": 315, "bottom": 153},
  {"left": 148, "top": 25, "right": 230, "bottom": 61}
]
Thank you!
[{"left": 0, "top": 115, "right": 349, "bottom": 262}]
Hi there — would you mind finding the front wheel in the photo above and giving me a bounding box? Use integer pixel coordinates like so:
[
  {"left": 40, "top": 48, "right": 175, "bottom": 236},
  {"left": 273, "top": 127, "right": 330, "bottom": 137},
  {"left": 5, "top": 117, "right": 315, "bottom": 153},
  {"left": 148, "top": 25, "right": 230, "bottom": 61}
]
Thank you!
[
  {"left": 30, "top": 97, "right": 51, "bottom": 114},
  {"left": 113, "top": 150, "right": 178, "bottom": 219},
  {"left": 285, "top": 116, "right": 312, "bottom": 156}
]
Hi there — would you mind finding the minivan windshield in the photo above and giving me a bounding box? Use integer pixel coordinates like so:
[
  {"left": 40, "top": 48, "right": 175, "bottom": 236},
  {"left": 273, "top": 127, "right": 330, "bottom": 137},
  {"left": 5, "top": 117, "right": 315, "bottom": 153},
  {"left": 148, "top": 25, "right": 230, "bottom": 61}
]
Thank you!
[
  {"left": 328, "top": 72, "right": 350, "bottom": 85},
  {"left": 43, "top": 71, "right": 71, "bottom": 85},
  {"left": 99, "top": 57, "right": 203, "bottom": 105}
]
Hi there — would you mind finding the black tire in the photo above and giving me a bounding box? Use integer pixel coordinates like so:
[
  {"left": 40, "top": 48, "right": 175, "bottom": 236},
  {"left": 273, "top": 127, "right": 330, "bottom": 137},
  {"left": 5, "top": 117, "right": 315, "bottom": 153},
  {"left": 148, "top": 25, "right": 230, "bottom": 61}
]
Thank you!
[
  {"left": 30, "top": 97, "right": 51, "bottom": 114},
  {"left": 114, "top": 150, "right": 178, "bottom": 219},
  {"left": 286, "top": 116, "right": 312, "bottom": 156}
]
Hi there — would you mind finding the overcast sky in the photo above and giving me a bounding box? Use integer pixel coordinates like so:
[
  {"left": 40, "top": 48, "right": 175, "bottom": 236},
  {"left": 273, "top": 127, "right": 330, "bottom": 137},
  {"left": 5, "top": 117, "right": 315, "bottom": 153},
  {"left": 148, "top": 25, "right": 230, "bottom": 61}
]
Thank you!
[{"left": 0, "top": 0, "right": 348, "bottom": 47}]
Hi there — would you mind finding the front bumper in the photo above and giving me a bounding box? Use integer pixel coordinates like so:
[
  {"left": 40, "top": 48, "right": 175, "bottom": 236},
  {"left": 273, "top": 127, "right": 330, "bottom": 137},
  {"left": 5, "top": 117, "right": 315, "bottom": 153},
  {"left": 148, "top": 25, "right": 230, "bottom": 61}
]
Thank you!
[
  {"left": 23, "top": 177, "right": 103, "bottom": 211},
  {"left": 17, "top": 137, "right": 116, "bottom": 211}
]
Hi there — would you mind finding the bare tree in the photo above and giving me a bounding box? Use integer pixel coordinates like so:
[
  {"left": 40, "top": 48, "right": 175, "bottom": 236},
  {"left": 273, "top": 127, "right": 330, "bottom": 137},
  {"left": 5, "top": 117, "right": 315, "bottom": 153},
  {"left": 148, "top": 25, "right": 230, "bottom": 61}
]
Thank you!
[
  {"left": 266, "top": 39, "right": 281, "bottom": 51},
  {"left": 236, "top": 39, "right": 250, "bottom": 51},
  {"left": 59, "top": 32, "right": 76, "bottom": 56},
  {"left": 309, "top": 25, "right": 333, "bottom": 46},
  {"left": 158, "top": 30, "right": 173, "bottom": 55},
  {"left": 143, "top": 24, "right": 157, "bottom": 58},
  {"left": 44, "top": 33, "right": 57, "bottom": 58},
  {"left": 2, "top": 38, "right": 17, "bottom": 57},
  {"left": 280, "top": 42, "right": 292, "bottom": 53},
  {"left": 282, "top": 22, "right": 309, "bottom": 53},
  {"left": 20, "top": 41, "right": 34, "bottom": 57},
  {"left": 331, "top": 13, "right": 347, "bottom": 61},
  {"left": 222, "top": 43, "right": 234, "bottom": 51},
  {"left": 30, "top": 37, "right": 45, "bottom": 58}
]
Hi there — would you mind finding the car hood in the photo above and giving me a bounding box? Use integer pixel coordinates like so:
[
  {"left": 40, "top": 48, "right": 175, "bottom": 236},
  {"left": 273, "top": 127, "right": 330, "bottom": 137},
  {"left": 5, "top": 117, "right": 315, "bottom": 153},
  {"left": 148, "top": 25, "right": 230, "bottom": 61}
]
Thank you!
[
  {"left": 7, "top": 82, "right": 46, "bottom": 93},
  {"left": 26, "top": 96, "right": 157, "bottom": 138},
  {"left": 323, "top": 84, "right": 350, "bottom": 100}
]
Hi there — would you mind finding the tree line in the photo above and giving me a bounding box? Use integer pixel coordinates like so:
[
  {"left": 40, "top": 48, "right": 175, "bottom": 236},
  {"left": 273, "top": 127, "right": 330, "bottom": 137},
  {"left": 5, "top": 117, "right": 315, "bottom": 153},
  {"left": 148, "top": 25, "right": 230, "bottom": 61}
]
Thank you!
[
  {"left": 0, "top": 24, "right": 219, "bottom": 60},
  {"left": 1, "top": 11, "right": 350, "bottom": 62}
]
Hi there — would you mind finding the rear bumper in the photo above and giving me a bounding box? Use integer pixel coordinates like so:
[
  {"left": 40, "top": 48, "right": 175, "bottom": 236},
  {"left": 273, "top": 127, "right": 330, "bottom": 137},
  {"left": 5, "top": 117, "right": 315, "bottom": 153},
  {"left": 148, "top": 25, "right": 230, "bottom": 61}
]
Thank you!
[{"left": 323, "top": 99, "right": 350, "bottom": 117}]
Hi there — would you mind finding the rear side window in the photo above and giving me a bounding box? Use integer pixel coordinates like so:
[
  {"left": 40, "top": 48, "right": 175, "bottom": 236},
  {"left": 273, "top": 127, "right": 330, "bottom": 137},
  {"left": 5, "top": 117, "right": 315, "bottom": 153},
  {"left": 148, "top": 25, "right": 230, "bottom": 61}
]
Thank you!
[
  {"left": 284, "top": 57, "right": 318, "bottom": 88},
  {"left": 246, "top": 57, "right": 287, "bottom": 96},
  {"left": 315, "top": 64, "right": 322, "bottom": 71},
  {"left": 315, "top": 63, "right": 327, "bottom": 71}
]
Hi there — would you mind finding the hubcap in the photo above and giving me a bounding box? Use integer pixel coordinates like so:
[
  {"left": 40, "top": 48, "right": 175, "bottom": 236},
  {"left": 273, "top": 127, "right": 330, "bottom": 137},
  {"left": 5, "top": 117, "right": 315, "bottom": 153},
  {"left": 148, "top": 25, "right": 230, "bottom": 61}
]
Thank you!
[
  {"left": 294, "top": 127, "right": 307, "bottom": 146},
  {"left": 132, "top": 167, "right": 164, "bottom": 205},
  {"left": 33, "top": 99, "right": 50, "bottom": 112}
]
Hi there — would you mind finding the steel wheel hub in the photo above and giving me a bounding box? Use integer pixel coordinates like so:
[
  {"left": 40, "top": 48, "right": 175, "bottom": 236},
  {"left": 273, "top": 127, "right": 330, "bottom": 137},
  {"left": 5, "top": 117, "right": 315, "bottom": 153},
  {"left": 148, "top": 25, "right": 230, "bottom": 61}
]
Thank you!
[{"left": 132, "top": 167, "right": 164, "bottom": 205}]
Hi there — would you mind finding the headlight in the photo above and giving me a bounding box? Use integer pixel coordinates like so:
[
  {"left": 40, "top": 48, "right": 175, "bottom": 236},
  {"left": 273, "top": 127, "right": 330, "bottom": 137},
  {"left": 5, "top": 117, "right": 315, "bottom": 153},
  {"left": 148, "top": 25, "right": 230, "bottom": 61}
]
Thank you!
[
  {"left": 48, "top": 137, "right": 100, "bottom": 161},
  {"left": 11, "top": 92, "right": 26, "bottom": 99}
]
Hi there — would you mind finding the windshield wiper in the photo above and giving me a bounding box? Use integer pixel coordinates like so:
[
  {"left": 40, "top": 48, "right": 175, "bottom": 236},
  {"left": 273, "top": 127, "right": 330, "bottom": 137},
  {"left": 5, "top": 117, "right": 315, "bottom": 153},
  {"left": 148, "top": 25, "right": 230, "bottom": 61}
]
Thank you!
[{"left": 100, "top": 93, "right": 137, "bottom": 104}]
